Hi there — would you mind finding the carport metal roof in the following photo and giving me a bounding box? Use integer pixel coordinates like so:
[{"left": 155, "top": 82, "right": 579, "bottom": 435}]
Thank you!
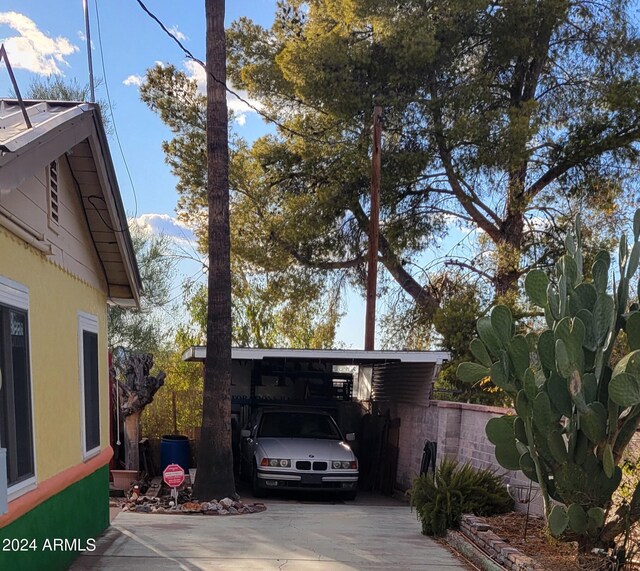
[{"left": 181, "top": 346, "right": 449, "bottom": 365}]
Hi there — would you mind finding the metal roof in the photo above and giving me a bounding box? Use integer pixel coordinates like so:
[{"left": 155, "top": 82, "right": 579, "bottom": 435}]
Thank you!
[
  {"left": 182, "top": 346, "right": 449, "bottom": 365},
  {"left": 0, "top": 99, "right": 141, "bottom": 306}
]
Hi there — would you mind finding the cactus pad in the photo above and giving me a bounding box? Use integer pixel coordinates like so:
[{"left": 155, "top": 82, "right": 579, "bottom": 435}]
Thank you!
[
  {"left": 608, "top": 372, "right": 640, "bottom": 407},
  {"left": 525, "top": 269, "right": 549, "bottom": 307},
  {"left": 549, "top": 505, "right": 569, "bottom": 537}
]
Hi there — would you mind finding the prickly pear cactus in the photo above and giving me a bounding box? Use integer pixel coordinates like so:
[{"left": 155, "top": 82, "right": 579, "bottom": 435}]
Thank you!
[{"left": 458, "top": 211, "right": 640, "bottom": 548}]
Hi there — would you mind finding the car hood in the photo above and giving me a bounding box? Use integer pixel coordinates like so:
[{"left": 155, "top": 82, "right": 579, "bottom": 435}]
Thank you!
[{"left": 257, "top": 438, "right": 355, "bottom": 461}]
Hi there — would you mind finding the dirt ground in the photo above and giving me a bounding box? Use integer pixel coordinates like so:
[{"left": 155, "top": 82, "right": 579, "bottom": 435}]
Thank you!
[{"left": 483, "top": 512, "right": 639, "bottom": 571}]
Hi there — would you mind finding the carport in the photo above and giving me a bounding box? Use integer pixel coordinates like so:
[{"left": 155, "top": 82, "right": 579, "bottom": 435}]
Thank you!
[{"left": 182, "top": 347, "right": 448, "bottom": 492}]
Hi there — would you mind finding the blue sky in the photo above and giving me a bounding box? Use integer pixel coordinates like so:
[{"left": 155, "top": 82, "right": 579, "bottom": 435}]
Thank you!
[{"left": 0, "top": 0, "right": 380, "bottom": 347}]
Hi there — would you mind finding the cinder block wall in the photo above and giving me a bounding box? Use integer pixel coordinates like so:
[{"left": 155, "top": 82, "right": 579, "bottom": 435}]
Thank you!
[
  {"left": 382, "top": 398, "right": 640, "bottom": 516},
  {"left": 383, "top": 400, "right": 541, "bottom": 514}
]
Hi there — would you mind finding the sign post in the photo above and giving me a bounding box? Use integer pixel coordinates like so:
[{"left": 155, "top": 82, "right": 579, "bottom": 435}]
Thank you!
[{"left": 163, "top": 463, "right": 185, "bottom": 505}]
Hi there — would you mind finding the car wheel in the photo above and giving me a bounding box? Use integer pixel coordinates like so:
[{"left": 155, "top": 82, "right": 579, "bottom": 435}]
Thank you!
[{"left": 252, "top": 461, "right": 266, "bottom": 498}]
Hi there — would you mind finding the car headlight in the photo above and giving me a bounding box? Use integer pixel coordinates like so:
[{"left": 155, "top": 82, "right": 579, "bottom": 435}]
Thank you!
[
  {"left": 260, "top": 458, "right": 291, "bottom": 468},
  {"left": 332, "top": 460, "right": 358, "bottom": 469}
]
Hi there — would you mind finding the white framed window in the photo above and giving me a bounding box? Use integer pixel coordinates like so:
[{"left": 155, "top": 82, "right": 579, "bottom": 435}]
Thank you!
[
  {"left": 0, "top": 277, "right": 36, "bottom": 495},
  {"left": 78, "top": 312, "right": 100, "bottom": 459}
]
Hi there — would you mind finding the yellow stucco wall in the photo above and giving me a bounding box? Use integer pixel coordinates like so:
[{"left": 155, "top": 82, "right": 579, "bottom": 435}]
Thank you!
[{"left": 0, "top": 227, "right": 109, "bottom": 482}]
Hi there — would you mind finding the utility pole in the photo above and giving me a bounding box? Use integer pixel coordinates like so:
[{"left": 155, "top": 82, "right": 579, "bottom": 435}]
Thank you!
[{"left": 364, "top": 105, "right": 382, "bottom": 351}]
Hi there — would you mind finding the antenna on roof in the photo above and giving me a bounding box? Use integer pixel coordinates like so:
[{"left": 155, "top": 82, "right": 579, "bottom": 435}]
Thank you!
[
  {"left": 82, "top": 0, "right": 96, "bottom": 103},
  {"left": 0, "top": 44, "right": 32, "bottom": 128}
]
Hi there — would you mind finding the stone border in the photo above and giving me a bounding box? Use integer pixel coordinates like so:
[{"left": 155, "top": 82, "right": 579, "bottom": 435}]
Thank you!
[{"left": 458, "top": 515, "right": 544, "bottom": 571}]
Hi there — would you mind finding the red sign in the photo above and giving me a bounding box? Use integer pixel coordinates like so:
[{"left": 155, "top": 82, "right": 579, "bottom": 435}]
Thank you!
[{"left": 163, "top": 464, "right": 185, "bottom": 488}]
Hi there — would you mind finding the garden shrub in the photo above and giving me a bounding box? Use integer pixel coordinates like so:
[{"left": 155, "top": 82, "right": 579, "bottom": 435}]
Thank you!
[{"left": 409, "top": 457, "right": 513, "bottom": 536}]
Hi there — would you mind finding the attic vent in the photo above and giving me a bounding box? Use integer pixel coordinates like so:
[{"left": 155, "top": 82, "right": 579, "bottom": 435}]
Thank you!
[{"left": 48, "top": 160, "right": 59, "bottom": 225}]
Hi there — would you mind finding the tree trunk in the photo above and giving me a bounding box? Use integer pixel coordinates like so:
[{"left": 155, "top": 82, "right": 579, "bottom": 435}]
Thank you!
[
  {"left": 193, "top": 0, "right": 236, "bottom": 500},
  {"left": 494, "top": 212, "right": 525, "bottom": 300},
  {"left": 124, "top": 412, "right": 140, "bottom": 471}
]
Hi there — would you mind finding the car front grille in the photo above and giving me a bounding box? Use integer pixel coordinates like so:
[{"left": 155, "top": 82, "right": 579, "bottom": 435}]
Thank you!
[{"left": 295, "top": 461, "right": 328, "bottom": 471}]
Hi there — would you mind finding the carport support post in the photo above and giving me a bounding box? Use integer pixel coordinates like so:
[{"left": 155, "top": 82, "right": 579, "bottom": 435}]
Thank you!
[{"left": 365, "top": 104, "right": 382, "bottom": 351}]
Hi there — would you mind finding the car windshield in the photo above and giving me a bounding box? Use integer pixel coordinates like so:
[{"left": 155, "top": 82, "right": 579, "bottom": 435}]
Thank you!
[{"left": 258, "top": 412, "right": 342, "bottom": 440}]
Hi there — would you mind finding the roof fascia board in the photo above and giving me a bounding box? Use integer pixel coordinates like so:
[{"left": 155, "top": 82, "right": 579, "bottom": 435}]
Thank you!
[
  {"left": 85, "top": 113, "right": 142, "bottom": 304},
  {"left": 182, "top": 346, "right": 450, "bottom": 364}
]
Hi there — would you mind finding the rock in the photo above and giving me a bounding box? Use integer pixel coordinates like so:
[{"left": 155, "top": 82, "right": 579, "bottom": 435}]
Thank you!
[
  {"left": 156, "top": 507, "right": 166, "bottom": 514},
  {"left": 138, "top": 505, "right": 152, "bottom": 513},
  {"left": 220, "top": 497, "right": 234, "bottom": 509},
  {"left": 228, "top": 507, "right": 238, "bottom": 515},
  {"left": 247, "top": 506, "right": 256, "bottom": 513},
  {"left": 219, "top": 509, "right": 228, "bottom": 515},
  {"left": 200, "top": 502, "right": 211, "bottom": 511},
  {"left": 130, "top": 492, "right": 139, "bottom": 501}
]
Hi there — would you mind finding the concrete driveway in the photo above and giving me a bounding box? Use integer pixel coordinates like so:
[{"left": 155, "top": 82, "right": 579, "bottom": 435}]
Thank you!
[{"left": 71, "top": 495, "right": 469, "bottom": 570}]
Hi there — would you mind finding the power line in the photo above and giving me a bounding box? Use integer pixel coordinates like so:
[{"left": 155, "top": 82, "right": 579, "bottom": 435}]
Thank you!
[
  {"left": 94, "top": 0, "right": 139, "bottom": 218},
  {"left": 134, "top": 0, "right": 344, "bottom": 143}
]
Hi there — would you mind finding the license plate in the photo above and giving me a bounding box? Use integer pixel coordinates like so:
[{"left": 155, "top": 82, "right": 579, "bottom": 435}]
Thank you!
[{"left": 300, "top": 474, "right": 323, "bottom": 485}]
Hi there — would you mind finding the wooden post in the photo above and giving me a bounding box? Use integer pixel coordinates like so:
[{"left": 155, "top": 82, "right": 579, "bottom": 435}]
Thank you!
[
  {"left": 172, "top": 391, "right": 178, "bottom": 434},
  {"left": 365, "top": 105, "right": 382, "bottom": 351},
  {"left": 124, "top": 412, "right": 140, "bottom": 471}
]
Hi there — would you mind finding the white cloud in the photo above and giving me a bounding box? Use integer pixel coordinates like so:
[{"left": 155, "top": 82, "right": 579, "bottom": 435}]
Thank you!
[
  {"left": 123, "top": 74, "right": 143, "bottom": 87},
  {"left": 168, "top": 26, "right": 187, "bottom": 42},
  {"left": 130, "top": 213, "right": 193, "bottom": 240},
  {"left": 183, "top": 60, "right": 206, "bottom": 91},
  {"left": 0, "top": 11, "right": 78, "bottom": 75},
  {"left": 183, "top": 60, "right": 262, "bottom": 118},
  {"left": 235, "top": 113, "right": 247, "bottom": 126}
]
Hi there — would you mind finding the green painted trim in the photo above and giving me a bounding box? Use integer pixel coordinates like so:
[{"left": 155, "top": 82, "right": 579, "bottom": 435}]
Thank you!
[{"left": 0, "top": 465, "right": 109, "bottom": 571}]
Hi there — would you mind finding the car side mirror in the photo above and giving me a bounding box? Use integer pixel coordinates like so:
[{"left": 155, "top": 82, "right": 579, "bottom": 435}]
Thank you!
[
  {"left": 241, "top": 429, "right": 251, "bottom": 438},
  {"left": 346, "top": 433, "right": 356, "bottom": 442}
]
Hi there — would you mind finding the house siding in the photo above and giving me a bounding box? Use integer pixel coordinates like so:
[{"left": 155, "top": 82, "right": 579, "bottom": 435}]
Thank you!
[
  {"left": 0, "top": 465, "right": 109, "bottom": 571},
  {"left": 0, "top": 160, "right": 106, "bottom": 292},
  {"left": 0, "top": 226, "right": 109, "bottom": 481},
  {"left": 0, "top": 225, "right": 110, "bottom": 547}
]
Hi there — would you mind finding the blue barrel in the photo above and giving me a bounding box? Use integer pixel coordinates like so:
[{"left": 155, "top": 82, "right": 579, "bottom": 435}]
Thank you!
[{"left": 160, "top": 435, "right": 190, "bottom": 472}]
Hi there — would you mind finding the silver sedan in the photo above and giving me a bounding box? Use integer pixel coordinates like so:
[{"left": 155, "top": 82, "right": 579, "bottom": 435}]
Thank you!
[{"left": 240, "top": 409, "right": 359, "bottom": 500}]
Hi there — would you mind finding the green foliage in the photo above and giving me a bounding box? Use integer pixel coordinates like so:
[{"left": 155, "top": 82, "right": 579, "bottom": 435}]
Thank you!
[
  {"left": 184, "top": 264, "right": 342, "bottom": 349},
  {"left": 141, "top": 1, "right": 640, "bottom": 345},
  {"left": 107, "top": 224, "right": 177, "bottom": 353},
  {"left": 457, "top": 209, "right": 640, "bottom": 550},
  {"left": 225, "top": 0, "right": 638, "bottom": 312},
  {"left": 409, "top": 458, "right": 513, "bottom": 536},
  {"left": 140, "top": 64, "right": 342, "bottom": 348},
  {"left": 429, "top": 278, "right": 510, "bottom": 405},
  {"left": 141, "top": 330, "right": 204, "bottom": 438},
  {"left": 26, "top": 75, "right": 112, "bottom": 133}
]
